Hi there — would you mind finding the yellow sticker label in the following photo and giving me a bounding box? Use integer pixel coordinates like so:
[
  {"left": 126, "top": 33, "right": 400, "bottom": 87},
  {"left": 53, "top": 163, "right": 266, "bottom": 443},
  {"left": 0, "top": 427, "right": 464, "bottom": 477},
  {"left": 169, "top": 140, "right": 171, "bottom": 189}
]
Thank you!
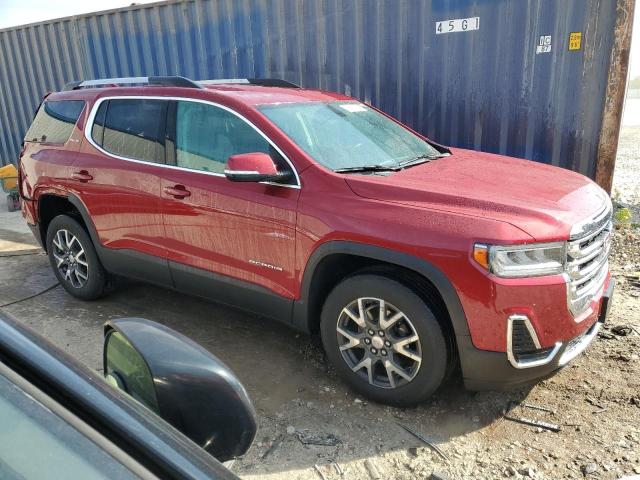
[{"left": 569, "top": 32, "right": 582, "bottom": 51}]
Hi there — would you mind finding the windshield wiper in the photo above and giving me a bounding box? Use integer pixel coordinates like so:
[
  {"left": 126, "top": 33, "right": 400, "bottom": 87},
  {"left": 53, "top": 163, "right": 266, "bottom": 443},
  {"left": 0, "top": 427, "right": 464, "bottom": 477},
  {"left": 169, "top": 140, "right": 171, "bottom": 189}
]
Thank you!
[
  {"left": 334, "top": 165, "right": 401, "bottom": 173},
  {"left": 396, "top": 153, "right": 449, "bottom": 169},
  {"left": 334, "top": 153, "right": 450, "bottom": 174}
]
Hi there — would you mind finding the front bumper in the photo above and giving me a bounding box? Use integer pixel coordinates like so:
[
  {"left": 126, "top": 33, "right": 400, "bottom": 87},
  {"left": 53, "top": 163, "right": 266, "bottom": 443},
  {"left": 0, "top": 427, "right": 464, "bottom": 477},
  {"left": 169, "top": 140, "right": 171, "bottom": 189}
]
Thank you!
[{"left": 461, "top": 278, "right": 614, "bottom": 390}]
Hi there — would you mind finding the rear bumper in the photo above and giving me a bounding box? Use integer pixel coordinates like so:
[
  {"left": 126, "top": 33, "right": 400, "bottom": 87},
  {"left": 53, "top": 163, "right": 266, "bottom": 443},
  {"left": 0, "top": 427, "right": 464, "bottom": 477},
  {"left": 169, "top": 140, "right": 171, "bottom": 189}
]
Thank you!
[
  {"left": 20, "top": 196, "right": 42, "bottom": 248},
  {"left": 460, "top": 278, "right": 614, "bottom": 390},
  {"left": 27, "top": 222, "right": 43, "bottom": 248}
]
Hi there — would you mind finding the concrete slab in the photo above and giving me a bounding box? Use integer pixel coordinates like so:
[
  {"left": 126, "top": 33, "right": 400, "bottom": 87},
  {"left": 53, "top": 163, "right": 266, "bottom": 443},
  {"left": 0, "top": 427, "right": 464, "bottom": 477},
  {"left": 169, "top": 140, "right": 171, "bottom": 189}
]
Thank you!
[
  {"left": 0, "top": 253, "right": 326, "bottom": 409},
  {"left": 0, "top": 193, "right": 40, "bottom": 255}
]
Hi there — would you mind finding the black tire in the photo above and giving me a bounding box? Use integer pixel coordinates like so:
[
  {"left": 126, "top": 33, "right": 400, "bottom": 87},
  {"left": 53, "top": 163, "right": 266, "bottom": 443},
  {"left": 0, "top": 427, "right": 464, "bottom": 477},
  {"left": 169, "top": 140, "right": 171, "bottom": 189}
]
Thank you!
[
  {"left": 46, "top": 214, "right": 107, "bottom": 300},
  {"left": 320, "top": 274, "right": 448, "bottom": 407}
]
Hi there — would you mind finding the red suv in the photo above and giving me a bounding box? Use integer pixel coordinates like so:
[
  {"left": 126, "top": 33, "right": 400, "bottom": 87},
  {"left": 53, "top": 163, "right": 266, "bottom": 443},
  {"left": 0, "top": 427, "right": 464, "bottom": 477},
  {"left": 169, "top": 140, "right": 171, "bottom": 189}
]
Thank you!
[{"left": 19, "top": 76, "right": 614, "bottom": 406}]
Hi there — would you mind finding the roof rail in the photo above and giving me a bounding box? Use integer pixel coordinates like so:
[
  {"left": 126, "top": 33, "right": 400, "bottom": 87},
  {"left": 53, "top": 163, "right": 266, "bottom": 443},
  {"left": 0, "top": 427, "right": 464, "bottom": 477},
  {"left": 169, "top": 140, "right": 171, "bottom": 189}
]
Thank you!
[
  {"left": 199, "top": 78, "right": 301, "bottom": 88},
  {"left": 63, "top": 76, "right": 202, "bottom": 91}
]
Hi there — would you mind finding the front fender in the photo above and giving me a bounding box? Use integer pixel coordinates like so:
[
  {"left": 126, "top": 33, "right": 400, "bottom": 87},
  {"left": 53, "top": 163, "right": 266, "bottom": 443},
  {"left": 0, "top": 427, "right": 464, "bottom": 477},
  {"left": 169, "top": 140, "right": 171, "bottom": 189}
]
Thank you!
[{"left": 292, "top": 240, "right": 471, "bottom": 341}]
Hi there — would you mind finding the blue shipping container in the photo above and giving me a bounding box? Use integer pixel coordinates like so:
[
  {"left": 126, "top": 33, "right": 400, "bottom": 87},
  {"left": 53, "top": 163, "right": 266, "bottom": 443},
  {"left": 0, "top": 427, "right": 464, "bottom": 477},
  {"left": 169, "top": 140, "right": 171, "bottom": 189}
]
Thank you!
[{"left": 0, "top": 0, "right": 632, "bottom": 184}]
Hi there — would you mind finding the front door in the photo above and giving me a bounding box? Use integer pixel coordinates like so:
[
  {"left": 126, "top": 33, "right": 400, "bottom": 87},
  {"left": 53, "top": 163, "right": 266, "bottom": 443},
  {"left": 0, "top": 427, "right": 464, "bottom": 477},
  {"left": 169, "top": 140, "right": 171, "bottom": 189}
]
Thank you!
[{"left": 159, "top": 100, "right": 300, "bottom": 319}]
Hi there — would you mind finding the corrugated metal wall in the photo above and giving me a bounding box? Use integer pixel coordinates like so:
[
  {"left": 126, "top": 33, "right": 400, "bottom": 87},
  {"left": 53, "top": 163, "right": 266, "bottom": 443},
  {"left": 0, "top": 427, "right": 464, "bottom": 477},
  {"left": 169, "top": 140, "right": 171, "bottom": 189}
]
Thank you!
[{"left": 0, "top": 0, "right": 620, "bottom": 179}]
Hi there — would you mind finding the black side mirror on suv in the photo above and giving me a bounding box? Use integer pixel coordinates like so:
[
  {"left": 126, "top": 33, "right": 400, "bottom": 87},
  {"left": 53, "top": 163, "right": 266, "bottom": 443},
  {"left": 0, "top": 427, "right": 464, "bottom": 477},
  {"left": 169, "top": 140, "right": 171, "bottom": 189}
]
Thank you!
[{"left": 103, "top": 318, "right": 257, "bottom": 462}]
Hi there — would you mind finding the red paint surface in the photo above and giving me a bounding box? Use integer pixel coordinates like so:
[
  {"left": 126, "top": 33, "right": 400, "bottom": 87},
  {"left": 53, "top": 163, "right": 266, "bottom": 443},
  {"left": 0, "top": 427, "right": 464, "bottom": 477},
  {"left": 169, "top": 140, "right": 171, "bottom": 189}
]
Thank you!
[
  {"left": 227, "top": 152, "right": 279, "bottom": 175},
  {"left": 21, "top": 85, "right": 610, "bottom": 353}
]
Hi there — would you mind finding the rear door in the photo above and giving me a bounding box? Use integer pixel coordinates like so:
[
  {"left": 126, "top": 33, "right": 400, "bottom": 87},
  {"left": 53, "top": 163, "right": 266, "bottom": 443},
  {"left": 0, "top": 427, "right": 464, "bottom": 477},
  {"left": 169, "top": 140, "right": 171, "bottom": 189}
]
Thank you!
[
  {"left": 159, "top": 99, "right": 300, "bottom": 317},
  {"left": 75, "top": 97, "right": 171, "bottom": 286}
]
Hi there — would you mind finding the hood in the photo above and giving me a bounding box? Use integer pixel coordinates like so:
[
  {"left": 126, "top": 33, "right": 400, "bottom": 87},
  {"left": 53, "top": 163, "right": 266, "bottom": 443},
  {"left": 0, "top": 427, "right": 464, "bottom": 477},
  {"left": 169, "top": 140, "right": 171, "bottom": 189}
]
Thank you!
[{"left": 344, "top": 148, "right": 608, "bottom": 241}]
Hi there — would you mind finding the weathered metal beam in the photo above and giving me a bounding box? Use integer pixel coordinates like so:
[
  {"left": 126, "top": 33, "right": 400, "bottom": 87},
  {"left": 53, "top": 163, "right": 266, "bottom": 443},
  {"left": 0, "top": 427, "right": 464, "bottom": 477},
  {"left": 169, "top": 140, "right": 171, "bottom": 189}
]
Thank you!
[{"left": 595, "top": 0, "right": 636, "bottom": 193}]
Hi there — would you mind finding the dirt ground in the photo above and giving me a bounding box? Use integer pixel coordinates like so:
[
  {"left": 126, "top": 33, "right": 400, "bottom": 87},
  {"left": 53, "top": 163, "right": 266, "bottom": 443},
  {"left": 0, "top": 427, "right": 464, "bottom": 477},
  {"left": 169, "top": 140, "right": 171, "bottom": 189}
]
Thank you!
[{"left": 0, "top": 128, "right": 638, "bottom": 480}]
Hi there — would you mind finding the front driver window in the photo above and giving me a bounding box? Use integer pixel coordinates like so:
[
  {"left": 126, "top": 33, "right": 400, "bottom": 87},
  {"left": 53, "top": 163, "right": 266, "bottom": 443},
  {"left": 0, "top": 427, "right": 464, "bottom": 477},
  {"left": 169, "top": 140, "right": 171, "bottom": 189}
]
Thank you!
[
  {"left": 0, "top": 372, "right": 139, "bottom": 479},
  {"left": 174, "top": 101, "right": 292, "bottom": 178}
]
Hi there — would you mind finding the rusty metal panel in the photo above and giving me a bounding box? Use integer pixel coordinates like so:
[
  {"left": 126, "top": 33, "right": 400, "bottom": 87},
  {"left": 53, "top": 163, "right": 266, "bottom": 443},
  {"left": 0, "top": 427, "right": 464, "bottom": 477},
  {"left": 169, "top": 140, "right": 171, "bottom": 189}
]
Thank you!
[
  {"left": 596, "top": 0, "right": 636, "bottom": 192},
  {"left": 0, "top": 0, "right": 630, "bottom": 184}
]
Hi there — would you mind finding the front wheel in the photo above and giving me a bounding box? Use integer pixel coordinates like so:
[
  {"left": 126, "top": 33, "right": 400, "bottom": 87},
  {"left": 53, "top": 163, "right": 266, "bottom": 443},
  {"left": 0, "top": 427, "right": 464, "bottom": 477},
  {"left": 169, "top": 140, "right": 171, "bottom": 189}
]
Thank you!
[
  {"left": 320, "top": 274, "right": 448, "bottom": 406},
  {"left": 46, "top": 214, "right": 107, "bottom": 300}
]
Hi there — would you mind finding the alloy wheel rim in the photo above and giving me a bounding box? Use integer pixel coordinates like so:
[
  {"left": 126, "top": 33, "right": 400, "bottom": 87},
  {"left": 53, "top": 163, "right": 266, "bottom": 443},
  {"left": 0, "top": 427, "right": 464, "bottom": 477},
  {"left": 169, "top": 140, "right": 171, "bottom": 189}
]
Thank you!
[
  {"left": 336, "top": 297, "right": 422, "bottom": 389},
  {"left": 52, "top": 229, "right": 89, "bottom": 288}
]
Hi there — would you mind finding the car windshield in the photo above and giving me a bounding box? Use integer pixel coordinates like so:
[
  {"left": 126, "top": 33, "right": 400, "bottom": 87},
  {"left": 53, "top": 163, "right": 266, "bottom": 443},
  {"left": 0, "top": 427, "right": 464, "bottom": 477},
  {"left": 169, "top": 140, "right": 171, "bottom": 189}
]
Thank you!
[{"left": 258, "top": 101, "right": 443, "bottom": 171}]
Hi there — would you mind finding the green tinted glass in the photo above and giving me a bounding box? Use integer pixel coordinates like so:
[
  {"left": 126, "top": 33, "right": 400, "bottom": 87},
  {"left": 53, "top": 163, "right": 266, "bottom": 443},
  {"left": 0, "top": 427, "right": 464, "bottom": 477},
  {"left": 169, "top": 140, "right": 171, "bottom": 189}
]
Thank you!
[
  {"left": 175, "top": 101, "right": 270, "bottom": 172},
  {"left": 0, "top": 373, "right": 140, "bottom": 479},
  {"left": 105, "top": 331, "right": 159, "bottom": 412}
]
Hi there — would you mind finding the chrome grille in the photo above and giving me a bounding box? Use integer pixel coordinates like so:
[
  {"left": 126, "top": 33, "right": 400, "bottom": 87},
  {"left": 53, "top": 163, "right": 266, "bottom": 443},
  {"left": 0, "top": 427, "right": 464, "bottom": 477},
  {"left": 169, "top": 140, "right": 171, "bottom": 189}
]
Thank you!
[{"left": 566, "top": 200, "right": 612, "bottom": 317}]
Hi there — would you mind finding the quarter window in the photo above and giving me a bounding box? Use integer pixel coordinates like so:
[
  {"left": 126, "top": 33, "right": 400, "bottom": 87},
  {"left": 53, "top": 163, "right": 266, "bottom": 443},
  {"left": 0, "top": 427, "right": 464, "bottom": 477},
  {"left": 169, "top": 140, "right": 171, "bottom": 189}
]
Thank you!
[
  {"left": 98, "top": 99, "right": 166, "bottom": 163},
  {"left": 24, "top": 100, "right": 85, "bottom": 144},
  {"left": 172, "top": 100, "right": 291, "bottom": 178},
  {"left": 90, "top": 101, "right": 107, "bottom": 147}
]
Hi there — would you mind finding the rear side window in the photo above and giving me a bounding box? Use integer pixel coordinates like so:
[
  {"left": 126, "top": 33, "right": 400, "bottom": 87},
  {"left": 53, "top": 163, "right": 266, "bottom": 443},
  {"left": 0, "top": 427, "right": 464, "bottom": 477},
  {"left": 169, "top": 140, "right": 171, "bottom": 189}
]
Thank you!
[
  {"left": 93, "top": 99, "right": 166, "bottom": 163},
  {"left": 24, "top": 100, "right": 84, "bottom": 144}
]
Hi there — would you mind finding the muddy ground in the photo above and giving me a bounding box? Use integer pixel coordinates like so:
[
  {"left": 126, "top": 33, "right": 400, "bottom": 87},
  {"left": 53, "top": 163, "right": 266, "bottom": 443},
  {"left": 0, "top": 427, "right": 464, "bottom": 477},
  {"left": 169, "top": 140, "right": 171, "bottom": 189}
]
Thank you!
[{"left": 0, "top": 128, "right": 638, "bottom": 480}]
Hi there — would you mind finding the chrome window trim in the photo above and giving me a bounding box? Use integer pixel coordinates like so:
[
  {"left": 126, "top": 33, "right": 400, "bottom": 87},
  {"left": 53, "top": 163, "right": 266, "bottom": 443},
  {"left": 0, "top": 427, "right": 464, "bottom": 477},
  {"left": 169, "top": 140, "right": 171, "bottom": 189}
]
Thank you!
[
  {"left": 83, "top": 95, "right": 301, "bottom": 189},
  {"left": 506, "top": 314, "right": 562, "bottom": 369}
]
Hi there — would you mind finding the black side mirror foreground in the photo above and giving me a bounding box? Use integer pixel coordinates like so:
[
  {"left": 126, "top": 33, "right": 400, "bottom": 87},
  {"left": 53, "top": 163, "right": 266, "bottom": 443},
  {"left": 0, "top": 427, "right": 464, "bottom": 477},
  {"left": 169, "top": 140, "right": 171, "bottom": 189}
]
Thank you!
[{"left": 103, "top": 318, "right": 257, "bottom": 462}]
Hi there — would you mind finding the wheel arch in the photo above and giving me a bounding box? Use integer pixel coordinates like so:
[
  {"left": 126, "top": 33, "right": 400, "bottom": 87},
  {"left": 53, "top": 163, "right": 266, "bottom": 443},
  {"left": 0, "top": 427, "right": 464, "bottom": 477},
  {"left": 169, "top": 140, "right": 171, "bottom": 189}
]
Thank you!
[
  {"left": 36, "top": 192, "right": 102, "bottom": 256},
  {"left": 37, "top": 193, "right": 81, "bottom": 252},
  {"left": 292, "top": 241, "right": 471, "bottom": 343}
]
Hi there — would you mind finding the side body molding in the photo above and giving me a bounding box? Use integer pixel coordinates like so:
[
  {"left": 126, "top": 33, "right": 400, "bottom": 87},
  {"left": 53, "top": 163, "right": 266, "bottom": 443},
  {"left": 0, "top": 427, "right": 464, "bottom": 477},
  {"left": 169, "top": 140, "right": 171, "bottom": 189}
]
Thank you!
[{"left": 292, "top": 241, "right": 471, "bottom": 341}]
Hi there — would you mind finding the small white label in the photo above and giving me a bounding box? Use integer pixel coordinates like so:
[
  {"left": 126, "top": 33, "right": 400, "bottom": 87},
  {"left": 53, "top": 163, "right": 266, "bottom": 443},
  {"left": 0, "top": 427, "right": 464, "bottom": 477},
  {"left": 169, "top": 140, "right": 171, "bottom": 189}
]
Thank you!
[
  {"left": 436, "top": 17, "right": 480, "bottom": 34},
  {"left": 340, "top": 104, "right": 367, "bottom": 113},
  {"left": 536, "top": 35, "right": 552, "bottom": 54}
]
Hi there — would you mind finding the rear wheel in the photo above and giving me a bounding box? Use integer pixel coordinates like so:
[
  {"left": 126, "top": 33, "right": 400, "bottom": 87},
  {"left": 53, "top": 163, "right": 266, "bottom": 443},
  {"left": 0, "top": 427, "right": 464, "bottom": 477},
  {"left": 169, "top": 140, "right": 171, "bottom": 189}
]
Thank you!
[
  {"left": 46, "top": 214, "right": 107, "bottom": 300},
  {"left": 320, "top": 274, "right": 448, "bottom": 406}
]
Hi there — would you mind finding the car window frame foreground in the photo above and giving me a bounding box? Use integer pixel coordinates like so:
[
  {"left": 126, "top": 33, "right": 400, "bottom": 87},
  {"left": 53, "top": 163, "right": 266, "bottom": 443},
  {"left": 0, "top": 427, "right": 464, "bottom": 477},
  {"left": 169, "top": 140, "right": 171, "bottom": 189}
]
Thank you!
[
  {"left": 0, "top": 312, "right": 237, "bottom": 480},
  {"left": 0, "top": 361, "right": 154, "bottom": 480}
]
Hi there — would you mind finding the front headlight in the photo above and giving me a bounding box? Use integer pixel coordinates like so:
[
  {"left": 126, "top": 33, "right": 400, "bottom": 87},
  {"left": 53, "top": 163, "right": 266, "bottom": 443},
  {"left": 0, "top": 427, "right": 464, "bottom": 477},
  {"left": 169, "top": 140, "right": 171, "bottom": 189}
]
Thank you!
[{"left": 473, "top": 242, "right": 566, "bottom": 278}]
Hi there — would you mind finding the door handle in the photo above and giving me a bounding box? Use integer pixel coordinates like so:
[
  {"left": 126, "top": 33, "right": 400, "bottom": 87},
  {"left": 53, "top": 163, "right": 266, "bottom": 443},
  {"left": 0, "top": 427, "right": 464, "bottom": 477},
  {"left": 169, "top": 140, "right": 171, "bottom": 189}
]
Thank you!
[
  {"left": 164, "top": 184, "right": 191, "bottom": 199},
  {"left": 72, "top": 170, "right": 93, "bottom": 182}
]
